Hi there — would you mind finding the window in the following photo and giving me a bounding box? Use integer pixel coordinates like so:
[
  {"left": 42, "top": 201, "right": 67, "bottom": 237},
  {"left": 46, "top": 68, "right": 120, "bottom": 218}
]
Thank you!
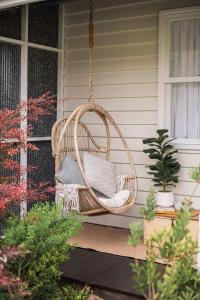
[
  {"left": 158, "top": 7, "right": 200, "bottom": 149},
  {"left": 0, "top": 1, "right": 64, "bottom": 217}
]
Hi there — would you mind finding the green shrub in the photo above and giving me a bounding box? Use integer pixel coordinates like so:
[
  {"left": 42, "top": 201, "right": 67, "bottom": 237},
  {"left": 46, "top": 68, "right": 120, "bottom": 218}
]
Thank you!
[
  {"left": 52, "top": 285, "right": 89, "bottom": 300},
  {"left": 129, "top": 195, "right": 200, "bottom": 300},
  {"left": 2, "top": 203, "right": 83, "bottom": 300}
]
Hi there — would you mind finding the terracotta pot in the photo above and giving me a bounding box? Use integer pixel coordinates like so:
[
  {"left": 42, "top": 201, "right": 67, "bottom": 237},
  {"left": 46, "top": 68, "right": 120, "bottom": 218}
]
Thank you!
[{"left": 156, "top": 191, "right": 174, "bottom": 207}]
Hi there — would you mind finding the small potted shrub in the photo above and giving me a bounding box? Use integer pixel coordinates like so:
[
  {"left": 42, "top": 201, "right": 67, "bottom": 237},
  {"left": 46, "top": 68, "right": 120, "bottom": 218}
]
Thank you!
[{"left": 143, "top": 129, "right": 181, "bottom": 207}]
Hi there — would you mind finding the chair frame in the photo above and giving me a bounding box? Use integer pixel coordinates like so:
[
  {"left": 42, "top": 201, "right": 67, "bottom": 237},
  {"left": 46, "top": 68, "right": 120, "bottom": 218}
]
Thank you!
[{"left": 52, "top": 103, "right": 138, "bottom": 215}]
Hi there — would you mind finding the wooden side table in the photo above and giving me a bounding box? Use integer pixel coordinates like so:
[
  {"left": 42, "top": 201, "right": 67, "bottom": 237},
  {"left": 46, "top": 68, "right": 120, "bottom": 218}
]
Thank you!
[{"left": 144, "top": 211, "right": 199, "bottom": 243}]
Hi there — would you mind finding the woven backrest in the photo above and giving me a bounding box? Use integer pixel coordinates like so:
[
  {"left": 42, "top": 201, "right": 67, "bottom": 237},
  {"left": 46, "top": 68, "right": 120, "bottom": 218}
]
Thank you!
[{"left": 52, "top": 116, "right": 110, "bottom": 174}]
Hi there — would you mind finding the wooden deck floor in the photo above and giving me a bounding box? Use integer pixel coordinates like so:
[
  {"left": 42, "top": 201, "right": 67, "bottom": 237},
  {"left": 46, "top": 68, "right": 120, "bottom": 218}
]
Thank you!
[
  {"left": 69, "top": 223, "right": 146, "bottom": 259},
  {"left": 61, "top": 223, "right": 163, "bottom": 298},
  {"left": 60, "top": 247, "right": 144, "bottom": 299}
]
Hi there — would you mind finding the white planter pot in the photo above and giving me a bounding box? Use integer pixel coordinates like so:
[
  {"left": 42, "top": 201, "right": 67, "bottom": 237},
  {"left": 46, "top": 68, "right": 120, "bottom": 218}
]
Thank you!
[{"left": 156, "top": 191, "right": 174, "bottom": 208}]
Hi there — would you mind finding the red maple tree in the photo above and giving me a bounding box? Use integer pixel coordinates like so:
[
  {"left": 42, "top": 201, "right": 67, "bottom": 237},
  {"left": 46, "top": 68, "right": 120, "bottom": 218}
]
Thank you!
[
  {"left": 0, "top": 93, "right": 55, "bottom": 215},
  {"left": 0, "top": 93, "right": 55, "bottom": 297}
]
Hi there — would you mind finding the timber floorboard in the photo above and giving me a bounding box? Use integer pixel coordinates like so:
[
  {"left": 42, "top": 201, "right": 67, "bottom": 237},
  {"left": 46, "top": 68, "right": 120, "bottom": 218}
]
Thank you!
[
  {"left": 69, "top": 223, "right": 146, "bottom": 259},
  {"left": 60, "top": 248, "right": 163, "bottom": 298}
]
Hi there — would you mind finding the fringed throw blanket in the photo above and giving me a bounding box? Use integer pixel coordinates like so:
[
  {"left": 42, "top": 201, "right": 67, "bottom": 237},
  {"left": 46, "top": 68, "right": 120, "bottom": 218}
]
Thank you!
[
  {"left": 55, "top": 175, "right": 127, "bottom": 213},
  {"left": 56, "top": 183, "right": 82, "bottom": 213},
  {"left": 116, "top": 174, "right": 127, "bottom": 191}
]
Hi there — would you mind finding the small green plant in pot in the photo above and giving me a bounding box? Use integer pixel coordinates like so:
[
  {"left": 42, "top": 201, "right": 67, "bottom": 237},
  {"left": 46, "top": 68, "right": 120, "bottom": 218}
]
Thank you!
[{"left": 143, "top": 129, "right": 181, "bottom": 207}]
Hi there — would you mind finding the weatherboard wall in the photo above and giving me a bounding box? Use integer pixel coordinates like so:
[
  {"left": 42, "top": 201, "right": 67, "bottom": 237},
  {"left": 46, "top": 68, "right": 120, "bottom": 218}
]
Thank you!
[{"left": 63, "top": 0, "right": 200, "bottom": 228}]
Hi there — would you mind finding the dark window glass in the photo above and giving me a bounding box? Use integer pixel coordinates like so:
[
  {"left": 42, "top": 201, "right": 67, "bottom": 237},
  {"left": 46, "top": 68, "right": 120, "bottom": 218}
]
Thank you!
[
  {"left": 28, "top": 1, "right": 59, "bottom": 47},
  {"left": 0, "top": 42, "right": 21, "bottom": 109},
  {"left": 27, "top": 141, "right": 55, "bottom": 210},
  {"left": 0, "top": 42, "right": 21, "bottom": 233},
  {"left": 0, "top": 7, "right": 21, "bottom": 40},
  {"left": 28, "top": 47, "right": 57, "bottom": 137},
  {"left": 27, "top": 141, "right": 55, "bottom": 186}
]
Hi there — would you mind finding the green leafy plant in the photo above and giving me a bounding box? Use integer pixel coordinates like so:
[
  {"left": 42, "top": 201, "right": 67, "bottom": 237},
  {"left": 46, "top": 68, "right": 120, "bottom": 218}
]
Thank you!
[
  {"left": 47, "top": 285, "right": 89, "bottom": 300},
  {"left": 142, "top": 189, "right": 156, "bottom": 221},
  {"left": 143, "top": 129, "right": 181, "bottom": 192},
  {"left": 0, "top": 246, "right": 30, "bottom": 299},
  {"left": 54, "top": 285, "right": 90, "bottom": 300},
  {"left": 130, "top": 201, "right": 200, "bottom": 300},
  {"left": 1, "top": 203, "right": 83, "bottom": 300},
  {"left": 129, "top": 223, "right": 143, "bottom": 247},
  {"left": 128, "top": 190, "right": 156, "bottom": 248},
  {"left": 191, "top": 164, "right": 200, "bottom": 182},
  {"left": 129, "top": 167, "right": 200, "bottom": 300}
]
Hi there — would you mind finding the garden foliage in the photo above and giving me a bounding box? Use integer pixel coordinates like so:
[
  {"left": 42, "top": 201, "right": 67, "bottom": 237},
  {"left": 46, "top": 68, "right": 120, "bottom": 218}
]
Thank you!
[
  {"left": 129, "top": 166, "right": 200, "bottom": 299},
  {"left": 0, "top": 93, "right": 55, "bottom": 297},
  {"left": 0, "top": 245, "right": 30, "bottom": 299},
  {"left": 1, "top": 203, "right": 84, "bottom": 300}
]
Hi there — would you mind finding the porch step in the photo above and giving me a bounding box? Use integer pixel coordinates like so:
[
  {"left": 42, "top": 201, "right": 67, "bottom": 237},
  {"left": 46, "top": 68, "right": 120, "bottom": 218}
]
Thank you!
[{"left": 60, "top": 248, "right": 146, "bottom": 299}]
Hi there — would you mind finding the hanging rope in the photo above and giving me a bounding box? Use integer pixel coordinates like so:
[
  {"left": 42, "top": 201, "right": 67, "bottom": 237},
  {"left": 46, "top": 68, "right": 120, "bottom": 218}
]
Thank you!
[{"left": 88, "top": 0, "right": 94, "bottom": 103}]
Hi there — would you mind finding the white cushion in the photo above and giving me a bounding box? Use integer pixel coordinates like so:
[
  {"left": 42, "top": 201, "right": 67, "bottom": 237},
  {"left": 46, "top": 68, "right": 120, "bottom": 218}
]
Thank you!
[
  {"left": 99, "top": 190, "right": 130, "bottom": 208},
  {"left": 83, "top": 152, "right": 116, "bottom": 198}
]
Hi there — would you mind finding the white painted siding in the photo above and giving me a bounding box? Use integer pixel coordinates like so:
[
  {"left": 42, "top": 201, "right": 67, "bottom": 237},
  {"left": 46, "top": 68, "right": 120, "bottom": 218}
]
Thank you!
[{"left": 63, "top": 0, "right": 200, "bottom": 228}]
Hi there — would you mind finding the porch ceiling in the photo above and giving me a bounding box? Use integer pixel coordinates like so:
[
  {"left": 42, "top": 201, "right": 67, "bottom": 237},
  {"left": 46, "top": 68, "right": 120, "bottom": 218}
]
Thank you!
[{"left": 0, "top": 0, "right": 45, "bottom": 9}]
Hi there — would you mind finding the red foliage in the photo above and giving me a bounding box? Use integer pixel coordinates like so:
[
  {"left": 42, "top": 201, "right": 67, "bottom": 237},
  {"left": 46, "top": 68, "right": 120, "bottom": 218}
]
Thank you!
[
  {"left": 0, "top": 93, "right": 55, "bottom": 215},
  {"left": 0, "top": 246, "right": 31, "bottom": 298}
]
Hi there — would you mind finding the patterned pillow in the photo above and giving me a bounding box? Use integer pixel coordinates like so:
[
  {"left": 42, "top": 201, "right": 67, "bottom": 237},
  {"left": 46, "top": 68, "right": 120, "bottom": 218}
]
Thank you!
[{"left": 83, "top": 152, "right": 116, "bottom": 198}]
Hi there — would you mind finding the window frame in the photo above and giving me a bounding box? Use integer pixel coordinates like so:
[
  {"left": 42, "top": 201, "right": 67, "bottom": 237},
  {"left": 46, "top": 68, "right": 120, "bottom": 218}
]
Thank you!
[
  {"left": 0, "top": 1, "right": 64, "bottom": 216},
  {"left": 158, "top": 6, "right": 200, "bottom": 150}
]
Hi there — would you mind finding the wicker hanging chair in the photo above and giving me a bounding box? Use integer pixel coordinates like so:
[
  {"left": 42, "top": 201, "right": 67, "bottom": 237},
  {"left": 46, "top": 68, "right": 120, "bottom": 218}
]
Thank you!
[
  {"left": 52, "top": 103, "right": 137, "bottom": 215},
  {"left": 51, "top": 0, "right": 138, "bottom": 215}
]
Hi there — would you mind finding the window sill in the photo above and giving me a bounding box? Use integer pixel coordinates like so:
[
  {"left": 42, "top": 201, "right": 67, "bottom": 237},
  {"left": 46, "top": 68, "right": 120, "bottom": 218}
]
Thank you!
[{"left": 172, "top": 139, "right": 200, "bottom": 151}]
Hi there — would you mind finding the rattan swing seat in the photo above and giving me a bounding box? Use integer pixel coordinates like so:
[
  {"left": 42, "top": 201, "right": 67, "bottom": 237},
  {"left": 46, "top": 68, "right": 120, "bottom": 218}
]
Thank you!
[{"left": 52, "top": 102, "right": 138, "bottom": 215}]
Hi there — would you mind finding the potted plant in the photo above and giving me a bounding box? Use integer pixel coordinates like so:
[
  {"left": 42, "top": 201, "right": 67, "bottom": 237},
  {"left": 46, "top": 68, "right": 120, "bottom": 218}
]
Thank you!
[{"left": 143, "top": 129, "right": 181, "bottom": 207}]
